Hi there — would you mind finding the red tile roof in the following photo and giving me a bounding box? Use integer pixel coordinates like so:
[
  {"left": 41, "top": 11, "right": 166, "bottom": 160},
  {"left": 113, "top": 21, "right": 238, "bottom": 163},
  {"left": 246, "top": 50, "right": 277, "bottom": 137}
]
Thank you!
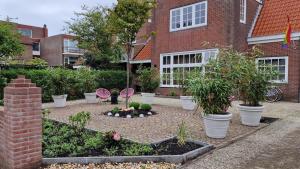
[
  {"left": 133, "top": 40, "right": 152, "bottom": 61},
  {"left": 252, "top": 0, "right": 300, "bottom": 37}
]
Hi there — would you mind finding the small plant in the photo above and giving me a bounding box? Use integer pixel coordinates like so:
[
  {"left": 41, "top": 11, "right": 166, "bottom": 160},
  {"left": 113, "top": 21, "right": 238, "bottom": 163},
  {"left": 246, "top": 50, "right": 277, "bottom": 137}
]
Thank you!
[
  {"left": 137, "top": 66, "right": 160, "bottom": 93},
  {"left": 129, "top": 102, "right": 140, "bottom": 110},
  {"left": 68, "top": 111, "right": 91, "bottom": 130},
  {"left": 124, "top": 144, "right": 154, "bottom": 156},
  {"left": 78, "top": 68, "right": 97, "bottom": 93},
  {"left": 50, "top": 68, "right": 69, "bottom": 96},
  {"left": 168, "top": 90, "right": 178, "bottom": 97},
  {"left": 103, "top": 147, "right": 119, "bottom": 156},
  {"left": 111, "top": 107, "right": 120, "bottom": 115},
  {"left": 177, "top": 121, "right": 188, "bottom": 146},
  {"left": 84, "top": 133, "right": 104, "bottom": 150},
  {"left": 111, "top": 89, "right": 120, "bottom": 96},
  {"left": 42, "top": 109, "right": 51, "bottom": 118},
  {"left": 140, "top": 104, "right": 152, "bottom": 111}
]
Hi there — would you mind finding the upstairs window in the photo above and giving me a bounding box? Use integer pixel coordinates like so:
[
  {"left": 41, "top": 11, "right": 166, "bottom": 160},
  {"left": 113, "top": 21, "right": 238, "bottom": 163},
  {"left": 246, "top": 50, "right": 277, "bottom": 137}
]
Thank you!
[
  {"left": 240, "top": 0, "right": 247, "bottom": 23},
  {"left": 18, "top": 29, "right": 32, "bottom": 37},
  {"left": 170, "top": 1, "right": 207, "bottom": 32}
]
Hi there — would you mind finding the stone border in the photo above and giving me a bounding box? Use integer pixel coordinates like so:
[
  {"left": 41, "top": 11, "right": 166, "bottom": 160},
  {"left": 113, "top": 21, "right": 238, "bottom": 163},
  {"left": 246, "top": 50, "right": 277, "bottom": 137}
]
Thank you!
[{"left": 43, "top": 138, "right": 214, "bottom": 165}]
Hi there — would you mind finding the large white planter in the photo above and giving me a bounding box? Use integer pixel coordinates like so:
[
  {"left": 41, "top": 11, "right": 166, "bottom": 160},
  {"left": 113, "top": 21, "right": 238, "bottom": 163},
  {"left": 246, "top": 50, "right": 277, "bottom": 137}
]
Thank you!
[
  {"left": 203, "top": 113, "right": 232, "bottom": 139},
  {"left": 180, "top": 96, "right": 196, "bottom": 110},
  {"left": 52, "top": 94, "right": 68, "bottom": 108},
  {"left": 238, "top": 105, "right": 264, "bottom": 127},
  {"left": 84, "top": 92, "right": 97, "bottom": 104},
  {"left": 141, "top": 93, "right": 155, "bottom": 105}
]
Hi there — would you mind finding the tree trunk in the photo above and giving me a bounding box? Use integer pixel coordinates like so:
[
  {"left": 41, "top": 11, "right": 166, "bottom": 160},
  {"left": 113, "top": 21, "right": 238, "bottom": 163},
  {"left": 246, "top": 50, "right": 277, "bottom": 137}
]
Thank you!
[{"left": 125, "top": 43, "right": 132, "bottom": 108}]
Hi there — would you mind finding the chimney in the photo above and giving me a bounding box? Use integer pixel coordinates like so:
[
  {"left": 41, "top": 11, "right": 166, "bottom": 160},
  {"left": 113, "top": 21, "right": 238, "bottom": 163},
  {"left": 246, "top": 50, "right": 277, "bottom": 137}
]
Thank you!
[{"left": 43, "top": 24, "right": 48, "bottom": 37}]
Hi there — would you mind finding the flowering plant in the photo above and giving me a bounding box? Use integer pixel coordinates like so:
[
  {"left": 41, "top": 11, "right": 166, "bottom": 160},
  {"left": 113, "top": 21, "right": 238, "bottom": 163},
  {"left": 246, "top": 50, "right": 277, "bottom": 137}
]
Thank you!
[{"left": 104, "top": 131, "right": 121, "bottom": 142}]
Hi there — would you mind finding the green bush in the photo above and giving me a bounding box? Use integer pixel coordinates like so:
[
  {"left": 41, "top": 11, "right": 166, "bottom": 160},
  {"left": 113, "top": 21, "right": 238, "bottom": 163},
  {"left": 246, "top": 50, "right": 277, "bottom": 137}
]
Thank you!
[
  {"left": 140, "top": 104, "right": 152, "bottom": 111},
  {"left": 0, "top": 68, "right": 128, "bottom": 102},
  {"left": 129, "top": 102, "right": 140, "bottom": 110},
  {"left": 137, "top": 66, "right": 160, "bottom": 93}
]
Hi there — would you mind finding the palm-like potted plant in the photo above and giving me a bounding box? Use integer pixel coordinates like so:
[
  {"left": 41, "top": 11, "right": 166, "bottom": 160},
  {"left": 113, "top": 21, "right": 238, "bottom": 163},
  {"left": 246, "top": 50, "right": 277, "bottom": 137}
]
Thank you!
[
  {"left": 173, "top": 69, "right": 196, "bottom": 110},
  {"left": 137, "top": 66, "right": 160, "bottom": 105},
  {"left": 79, "top": 68, "right": 97, "bottom": 104},
  {"left": 111, "top": 89, "right": 119, "bottom": 104},
  {"left": 188, "top": 76, "right": 233, "bottom": 139},
  {"left": 50, "top": 68, "right": 69, "bottom": 108}
]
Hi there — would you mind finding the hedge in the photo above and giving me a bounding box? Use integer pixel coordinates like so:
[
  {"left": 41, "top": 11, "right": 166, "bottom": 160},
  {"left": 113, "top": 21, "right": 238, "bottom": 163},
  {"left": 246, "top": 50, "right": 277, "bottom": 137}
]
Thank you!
[{"left": 0, "top": 68, "right": 129, "bottom": 102}]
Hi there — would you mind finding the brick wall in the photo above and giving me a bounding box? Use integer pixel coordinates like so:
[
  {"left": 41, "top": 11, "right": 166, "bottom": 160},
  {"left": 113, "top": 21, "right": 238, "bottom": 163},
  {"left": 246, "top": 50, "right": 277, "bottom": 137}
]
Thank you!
[
  {"left": 0, "top": 75, "right": 42, "bottom": 169},
  {"left": 254, "top": 42, "right": 300, "bottom": 101}
]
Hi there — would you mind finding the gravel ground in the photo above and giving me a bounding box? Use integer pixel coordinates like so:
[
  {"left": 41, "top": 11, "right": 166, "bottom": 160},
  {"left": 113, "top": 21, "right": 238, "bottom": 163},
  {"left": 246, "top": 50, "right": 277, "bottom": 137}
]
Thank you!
[
  {"left": 42, "top": 162, "right": 177, "bottom": 169},
  {"left": 47, "top": 101, "right": 267, "bottom": 145}
]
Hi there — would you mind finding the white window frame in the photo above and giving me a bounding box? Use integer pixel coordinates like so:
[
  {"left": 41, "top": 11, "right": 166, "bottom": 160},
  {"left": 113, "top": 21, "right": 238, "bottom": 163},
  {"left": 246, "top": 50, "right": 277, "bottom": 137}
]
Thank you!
[
  {"left": 240, "top": 0, "right": 247, "bottom": 24},
  {"left": 170, "top": 1, "right": 208, "bottom": 32},
  {"left": 256, "top": 56, "right": 289, "bottom": 84},
  {"left": 18, "top": 29, "right": 32, "bottom": 38},
  {"left": 160, "top": 49, "right": 218, "bottom": 87}
]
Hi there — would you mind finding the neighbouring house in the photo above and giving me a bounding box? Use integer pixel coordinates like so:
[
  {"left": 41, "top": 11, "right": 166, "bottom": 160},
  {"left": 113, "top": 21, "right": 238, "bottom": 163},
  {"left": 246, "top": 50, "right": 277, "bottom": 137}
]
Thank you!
[
  {"left": 247, "top": 0, "right": 300, "bottom": 102},
  {"left": 16, "top": 23, "right": 48, "bottom": 61},
  {"left": 132, "top": 0, "right": 300, "bottom": 102},
  {"left": 40, "top": 34, "right": 84, "bottom": 66}
]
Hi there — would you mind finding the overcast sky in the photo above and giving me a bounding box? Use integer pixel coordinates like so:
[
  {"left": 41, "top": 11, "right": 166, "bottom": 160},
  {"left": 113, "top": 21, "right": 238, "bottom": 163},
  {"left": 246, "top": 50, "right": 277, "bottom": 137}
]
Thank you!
[{"left": 0, "top": 0, "right": 117, "bottom": 36}]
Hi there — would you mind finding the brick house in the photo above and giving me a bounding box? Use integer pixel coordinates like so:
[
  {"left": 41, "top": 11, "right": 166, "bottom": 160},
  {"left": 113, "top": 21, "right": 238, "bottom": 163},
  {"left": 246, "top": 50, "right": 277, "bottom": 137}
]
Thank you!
[
  {"left": 40, "top": 34, "right": 84, "bottom": 66},
  {"left": 247, "top": 0, "right": 300, "bottom": 102},
  {"left": 16, "top": 23, "right": 48, "bottom": 60},
  {"left": 133, "top": 0, "right": 300, "bottom": 101}
]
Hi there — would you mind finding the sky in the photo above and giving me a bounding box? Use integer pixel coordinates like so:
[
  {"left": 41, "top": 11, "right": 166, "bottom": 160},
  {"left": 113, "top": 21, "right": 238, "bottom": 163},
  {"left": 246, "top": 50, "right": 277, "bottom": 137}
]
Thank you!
[{"left": 0, "top": 0, "right": 117, "bottom": 36}]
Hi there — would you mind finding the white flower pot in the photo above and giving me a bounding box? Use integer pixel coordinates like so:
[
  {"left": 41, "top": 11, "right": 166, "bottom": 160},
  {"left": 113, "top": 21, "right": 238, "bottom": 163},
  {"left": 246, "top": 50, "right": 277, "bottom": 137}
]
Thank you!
[
  {"left": 180, "top": 96, "right": 196, "bottom": 110},
  {"left": 238, "top": 105, "right": 264, "bottom": 127},
  {"left": 52, "top": 94, "right": 68, "bottom": 108},
  {"left": 141, "top": 93, "right": 155, "bottom": 105},
  {"left": 84, "top": 92, "right": 97, "bottom": 104},
  {"left": 203, "top": 113, "right": 232, "bottom": 139}
]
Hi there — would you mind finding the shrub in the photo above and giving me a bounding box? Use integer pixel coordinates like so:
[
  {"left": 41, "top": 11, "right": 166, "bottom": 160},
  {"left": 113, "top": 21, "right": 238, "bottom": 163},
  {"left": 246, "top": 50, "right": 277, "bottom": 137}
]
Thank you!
[
  {"left": 49, "top": 68, "right": 70, "bottom": 95},
  {"left": 137, "top": 66, "right": 160, "bottom": 93},
  {"left": 111, "top": 89, "right": 120, "bottom": 96},
  {"left": 124, "top": 144, "right": 153, "bottom": 156},
  {"left": 78, "top": 68, "right": 97, "bottom": 93},
  {"left": 0, "top": 68, "right": 128, "bottom": 102},
  {"left": 129, "top": 102, "right": 140, "bottom": 110},
  {"left": 111, "top": 107, "right": 120, "bottom": 114},
  {"left": 68, "top": 111, "right": 91, "bottom": 131},
  {"left": 140, "top": 104, "right": 152, "bottom": 111}
]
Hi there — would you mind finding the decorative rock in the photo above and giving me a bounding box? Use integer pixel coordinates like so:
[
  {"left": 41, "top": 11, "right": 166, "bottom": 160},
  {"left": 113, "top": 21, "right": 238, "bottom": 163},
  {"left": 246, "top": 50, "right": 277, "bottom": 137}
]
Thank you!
[
  {"left": 126, "top": 115, "right": 132, "bottom": 118},
  {"left": 147, "top": 112, "right": 152, "bottom": 115},
  {"left": 115, "top": 113, "right": 120, "bottom": 117},
  {"left": 107, "top": 112, "right": 112, "bottom": 116},
  {"left": 139, "top": 114, "right": 144, "bottom": 118}
]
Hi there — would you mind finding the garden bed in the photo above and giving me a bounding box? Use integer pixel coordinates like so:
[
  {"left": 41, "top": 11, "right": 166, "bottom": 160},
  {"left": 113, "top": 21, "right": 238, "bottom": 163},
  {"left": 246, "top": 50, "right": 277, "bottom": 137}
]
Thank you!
[
  {"left": 42, "top": 119, "right": 213, "bottom": 164},
  {"left": 104, "top": 109, "right": 157, "bottom": 118}
]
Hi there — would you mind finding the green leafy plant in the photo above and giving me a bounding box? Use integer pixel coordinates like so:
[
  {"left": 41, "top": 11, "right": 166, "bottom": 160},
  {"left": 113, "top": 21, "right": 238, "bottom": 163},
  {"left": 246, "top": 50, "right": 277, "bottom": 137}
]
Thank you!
[
  {"left": 188, "top": 75, "right": 232, "bottom": 115},
  {"left": 111, "top": 107, "right": 120, "bottom": 115},
  {"left": 140, "top": 104, "right": 152, "bottom": 111},
  {"left": 103, "top": 147, "right": 119, "bottom": 156},
  {"left": 129, "top": 102, "right": 140, "bottom": 110},
  {"left": 68, "top": 111, "right": 91, "bottom": 131},
  {"left": 49, "top": 68, "right": 70, "bottom": 96},
  {"left": 78, "top": 68, "right": 97, "bottom": 93},
  {"left": 177, "top": 121, "right": 188, "bottom": 146},
  {"left": 124, "top": 144, "right": 154, "bottom": 156},
  {"left": 111, "top": 88, "right": 119, "bottom": 96},
  {"left": 25, "top": 58, "right": 48, "bottom": 66},
  {"left": 137, "top": 66, "right": 160, "bottom": 93}
]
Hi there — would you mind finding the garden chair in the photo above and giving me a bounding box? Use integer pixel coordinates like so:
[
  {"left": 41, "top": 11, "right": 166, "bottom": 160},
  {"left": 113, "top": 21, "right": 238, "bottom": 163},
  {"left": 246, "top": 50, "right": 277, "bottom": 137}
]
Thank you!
[
  {"left": 96, "top": 88, "right": 111, "bottom": 103},
  {"left": 120, "top": 88, "right": 134, "bottom": 101}
]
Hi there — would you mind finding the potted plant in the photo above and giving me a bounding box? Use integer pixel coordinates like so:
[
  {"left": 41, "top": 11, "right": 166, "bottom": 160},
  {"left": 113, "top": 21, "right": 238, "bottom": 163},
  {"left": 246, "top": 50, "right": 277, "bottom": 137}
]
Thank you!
[
  {"left": 188, "top": 76, "right": 233, "bottom": 139},
  {"left": 137, "top": 66, "right": 160, "bottom": 105},
  {"left": 173, "top": 69, "right": 196, "bottom": 110},
  {"left": 111, "top": 89, "right": 119, "bottom": 104},
  {"left": 50, "top": 68, "right": 69, "bottom": 108},
  {"left": 205, "top": 47, "right": 274, "bottom": 127},
  {"left": 79, "top": 68, "right": 97, "bottom": 104},
  {"left": 237, "top": 66, "right": 272, "bottom": 126}
]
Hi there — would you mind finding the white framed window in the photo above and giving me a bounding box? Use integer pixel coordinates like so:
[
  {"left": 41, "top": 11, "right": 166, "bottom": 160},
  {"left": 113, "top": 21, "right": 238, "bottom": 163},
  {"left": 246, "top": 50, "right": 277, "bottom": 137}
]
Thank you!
[
  {"left": 240, "top": 0, "right": 247, "bottom": 23},
  {"left": 170, "top": 1, "right": 207, "bottom": 32},
  {"left": 257, "top": 56, "right": 288, "bottom": 83},
  {"left": 160, "top": 49, "right": 218, "bottom": 87},
  {"left": 18, "top": 29, "right": 32, "bottom": 38}
]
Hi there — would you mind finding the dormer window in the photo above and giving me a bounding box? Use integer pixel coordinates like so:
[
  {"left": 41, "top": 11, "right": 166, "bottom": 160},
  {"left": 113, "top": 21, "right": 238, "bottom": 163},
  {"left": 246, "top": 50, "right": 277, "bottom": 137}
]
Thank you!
[
  {"left": 240, "top": 0, "right": 247, "bottom": 24},
  {"left": 170, "top": 1, "right": 207, "bottom": 32}
]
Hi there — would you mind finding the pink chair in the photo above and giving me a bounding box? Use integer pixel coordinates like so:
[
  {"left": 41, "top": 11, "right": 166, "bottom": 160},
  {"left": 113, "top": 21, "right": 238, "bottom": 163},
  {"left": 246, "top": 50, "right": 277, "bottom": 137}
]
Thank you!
[
  {"left": 96, "top": 88, "right": 111, "bottom": 103},
  {"left": 120, "top": 88, "right": 134, "bottom": 101}
]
